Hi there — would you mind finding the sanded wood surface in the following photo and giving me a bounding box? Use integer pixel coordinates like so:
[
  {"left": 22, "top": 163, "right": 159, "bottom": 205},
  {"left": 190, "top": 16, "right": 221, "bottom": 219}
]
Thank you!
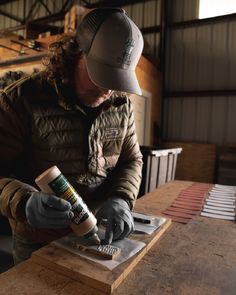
[
  {"left": 31, "top": 217, "right": 171, "bottom": 294},
  {"left": 0, "top": 259, "right": 104, "bottom": 295}
]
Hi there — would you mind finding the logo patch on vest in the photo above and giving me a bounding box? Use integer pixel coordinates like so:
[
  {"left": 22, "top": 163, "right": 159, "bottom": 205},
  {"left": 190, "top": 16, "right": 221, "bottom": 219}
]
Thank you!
[{"left": 105, "top": 127, "right": 119, "bottom": 140}]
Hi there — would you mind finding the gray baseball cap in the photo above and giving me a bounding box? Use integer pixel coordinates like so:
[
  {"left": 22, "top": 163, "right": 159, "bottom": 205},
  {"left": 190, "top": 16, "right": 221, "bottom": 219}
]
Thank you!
[{"left": 76, "top": 8, "right": 144, "bottom": 95}]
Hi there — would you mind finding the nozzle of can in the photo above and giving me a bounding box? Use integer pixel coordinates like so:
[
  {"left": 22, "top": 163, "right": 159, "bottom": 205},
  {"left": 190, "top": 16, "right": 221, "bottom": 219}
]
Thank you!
[{"left": 90, "top": 233, "right": 101, "bottom": 245}]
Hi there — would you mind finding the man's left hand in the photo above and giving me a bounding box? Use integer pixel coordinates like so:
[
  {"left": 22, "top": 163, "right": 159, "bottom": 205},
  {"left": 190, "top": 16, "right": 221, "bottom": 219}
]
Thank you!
[{"left": 96, "top": 197, "right": 134, "bottom": 244}]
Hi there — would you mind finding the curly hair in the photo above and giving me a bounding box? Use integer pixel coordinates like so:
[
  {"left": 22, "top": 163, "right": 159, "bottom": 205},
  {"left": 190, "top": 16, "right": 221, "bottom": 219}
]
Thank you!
[
  {"left": 42, "top": 34, "right": 128, "bottom": 98},
  {"left": 42, "top": 34, "right": 82, "bottom": 85}
]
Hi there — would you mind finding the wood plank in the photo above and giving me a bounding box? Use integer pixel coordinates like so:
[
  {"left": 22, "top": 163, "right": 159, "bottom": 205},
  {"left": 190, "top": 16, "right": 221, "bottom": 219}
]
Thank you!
[
  {"left": 177, "top": 195, "right": 205, "bottom": 201},
  {"left": 201, "top": 211, "right": 235, "bottom": 221},
  {"left": 172, "top": 202, "right": 203, "bottom": 210},
  {"left": 175, "top": 198, "right": 204, "bottom": 205},
  {"left": 0, "top": 260, "right": 104, "bottom": 295},
  {"left": 167, "top": 206, "right": 200, "bottom": 215},
  {"left": 162, "top": 210, "right": 194, "bottom": 219},
  {"left": 163, "top": 142, "right": 216, "bottom": 183},
  {"left": 173, "top": 200, "right": 203, "bottom": 207},
  {"left": 171, "top": 204, "right": 200, "bottom": 212},
  {"left": 31, "top": 217, "right": 171, "bottom": 294},
  {"left": 181, "top": 190, "right": 208, "bottom": 194}
]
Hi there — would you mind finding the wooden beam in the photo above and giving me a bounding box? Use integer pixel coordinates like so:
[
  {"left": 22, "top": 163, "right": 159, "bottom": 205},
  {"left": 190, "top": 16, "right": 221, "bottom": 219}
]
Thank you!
[
  {"left": 165, "top": 89, "right": 236, "bottom": 98},
  {"left": 0, "top": 0, "right": 15, "bottom": 5},
  {"left": 26, "top": 22, "right": 63, "bottom": 39},
  {"left": 86, "top": 0, "right": 153, "bottom": 8},
  {"left": 0, "top": 53, "right": 46, "bottom": 67}
]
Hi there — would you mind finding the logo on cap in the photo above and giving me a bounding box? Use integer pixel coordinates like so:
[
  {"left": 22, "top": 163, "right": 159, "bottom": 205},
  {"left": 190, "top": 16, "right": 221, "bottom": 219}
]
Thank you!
[{"left": 117, "top": 38, "right": 135, "bottom": 66}]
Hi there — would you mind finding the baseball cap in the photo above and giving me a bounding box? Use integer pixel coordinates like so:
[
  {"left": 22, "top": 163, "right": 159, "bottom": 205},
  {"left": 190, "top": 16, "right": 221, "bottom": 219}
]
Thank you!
[{"left": 76, "top": 8, "right": 144, "bottom": 95}]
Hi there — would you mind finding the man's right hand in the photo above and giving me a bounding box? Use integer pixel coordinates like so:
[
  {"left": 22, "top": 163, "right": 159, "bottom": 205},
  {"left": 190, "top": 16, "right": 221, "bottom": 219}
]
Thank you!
[{"left": 25, "top": 192, "right": 74, "bottom": 229}]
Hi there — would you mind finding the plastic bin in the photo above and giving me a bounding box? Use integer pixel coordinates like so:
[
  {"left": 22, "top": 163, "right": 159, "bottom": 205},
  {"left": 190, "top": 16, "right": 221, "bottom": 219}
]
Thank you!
[{"left": 138, "top": 146, "right": 182, "bottom": 197}]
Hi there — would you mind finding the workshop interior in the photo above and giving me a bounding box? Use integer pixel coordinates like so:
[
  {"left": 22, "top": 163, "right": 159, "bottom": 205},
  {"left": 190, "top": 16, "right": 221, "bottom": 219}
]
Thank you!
[{"left": 0, "top": 0, "right": 235, "bottom": 294}]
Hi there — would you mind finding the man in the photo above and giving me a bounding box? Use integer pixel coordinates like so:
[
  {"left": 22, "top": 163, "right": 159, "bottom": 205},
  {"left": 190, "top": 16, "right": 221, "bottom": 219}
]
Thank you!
[{"left": 0, "top": 7, "right": 143, "bottom": 264}]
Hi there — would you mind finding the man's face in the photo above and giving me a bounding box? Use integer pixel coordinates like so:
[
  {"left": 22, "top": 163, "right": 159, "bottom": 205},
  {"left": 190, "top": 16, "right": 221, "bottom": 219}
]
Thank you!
[{"left": 74, "top": 56, "right": 113, "bottom": 107}]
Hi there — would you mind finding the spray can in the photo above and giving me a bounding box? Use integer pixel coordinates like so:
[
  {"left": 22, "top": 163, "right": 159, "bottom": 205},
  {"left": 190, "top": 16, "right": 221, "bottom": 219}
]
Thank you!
[{"left": 35, "top": 165, "right": 101, "bottom": 244}]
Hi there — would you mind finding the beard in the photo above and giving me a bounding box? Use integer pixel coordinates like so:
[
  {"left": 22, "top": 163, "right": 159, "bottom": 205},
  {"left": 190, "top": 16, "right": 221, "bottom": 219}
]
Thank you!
[{"left": 78, "top": 88, "right": 113, "bottom": 108}]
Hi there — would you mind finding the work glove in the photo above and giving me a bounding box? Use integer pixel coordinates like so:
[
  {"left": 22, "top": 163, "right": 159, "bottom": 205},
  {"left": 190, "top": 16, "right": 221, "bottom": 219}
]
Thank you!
[
  {"left": 25, "top": 192, "right": 74, "bottom": 229},
  {"left": 96, "top": 197, "right": 134, "bottom": 244}
]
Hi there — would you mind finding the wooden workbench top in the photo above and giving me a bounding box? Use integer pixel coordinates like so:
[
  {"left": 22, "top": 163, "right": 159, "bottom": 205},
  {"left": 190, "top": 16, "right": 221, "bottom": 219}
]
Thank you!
[{"left": 0, "top": 180, "right": 236, "bottom": 295}]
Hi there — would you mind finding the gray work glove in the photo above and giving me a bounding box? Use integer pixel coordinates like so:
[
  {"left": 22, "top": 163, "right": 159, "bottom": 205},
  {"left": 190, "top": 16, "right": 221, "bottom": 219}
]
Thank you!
[
  {"left": 96, "top": 197, "right": 134, "bottom": 244},
  {"left": 25, "top": 192, "right": 74, "bottom": 229}
]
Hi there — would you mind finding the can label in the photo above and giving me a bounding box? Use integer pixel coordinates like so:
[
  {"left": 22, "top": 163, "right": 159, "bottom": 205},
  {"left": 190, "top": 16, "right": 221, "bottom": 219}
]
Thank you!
[{"left": 48, "top": 173, "right": 89, "bottom": 225}]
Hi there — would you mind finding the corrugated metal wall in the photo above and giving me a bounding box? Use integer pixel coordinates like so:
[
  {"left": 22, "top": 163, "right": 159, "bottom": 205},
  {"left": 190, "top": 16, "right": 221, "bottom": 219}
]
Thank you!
[
  {"left": 164, "top": 0, "right": 236, "bottom": 146},
  {"left": 164, "top": 96, "right": 236, "bottom": 145},
  {"left": 0, "top": 0, "right": 161, "bottom": 61},
  {"left": 168, "top": 0, "right": 199, "bottom": 22},
  {"left": 0, "top": 1, "right": 21, "bottom": 34},
  {"left": 0, "top": 0, "right": 70, "bottom": 37}
]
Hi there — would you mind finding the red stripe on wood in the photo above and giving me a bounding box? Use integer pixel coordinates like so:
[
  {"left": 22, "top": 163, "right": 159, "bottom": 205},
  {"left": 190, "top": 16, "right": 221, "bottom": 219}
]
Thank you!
[
  {"left": 175, "top": 197, "right": 204, "bottom": 204},
  {"left": 171, "top": 204, "right": 200, "bottom": 211},
  {"left": 172, "top": 202, "right": 203, "bottom": 210},
  {"left": 180, "top": 192, "right": 207, "bottom": 196},
  {"left": 178, "top": 195, "right": 205, "bottom": 201},
  {"left": 174, "top": 199, "right": 204, "bottom": 206},
  {"left": 188, "top": 187, "right": 211, "bottom": 191},
  {"left": 167, "top": 206, "right": 200, "bottom": 215},
  {"left": 181, "top": 191, "right": 206, "bottom": 194},
  {"left": 163, "top": 210, "right": 194, "bottom": 219}
]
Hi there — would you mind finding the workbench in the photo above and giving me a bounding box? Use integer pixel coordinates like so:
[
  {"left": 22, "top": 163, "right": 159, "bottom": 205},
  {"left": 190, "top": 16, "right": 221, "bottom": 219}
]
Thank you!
[{"left": 0, "top": 180, "right": 235, "bottom": 295}]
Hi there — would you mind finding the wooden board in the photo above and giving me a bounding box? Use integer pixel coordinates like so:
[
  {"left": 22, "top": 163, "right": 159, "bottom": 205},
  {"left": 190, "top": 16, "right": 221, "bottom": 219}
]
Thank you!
[
  {"left": 31, "top": 217, "right": 171, "bottom": 294},
  {"left": 136, "top": 57, "right": 161, "bottom": 145},
  {"left": 163, "top": 142, "right": 216, "bottom": 183}
]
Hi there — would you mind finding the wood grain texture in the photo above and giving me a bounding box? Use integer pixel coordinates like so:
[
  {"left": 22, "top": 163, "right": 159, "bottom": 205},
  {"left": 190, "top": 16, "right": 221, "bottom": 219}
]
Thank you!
[
  {"left": 31, "top": 218, "right": 171, "bottom": 294},
  {"left": 0, "top": 260, "right": 105, "bottom": 295}
]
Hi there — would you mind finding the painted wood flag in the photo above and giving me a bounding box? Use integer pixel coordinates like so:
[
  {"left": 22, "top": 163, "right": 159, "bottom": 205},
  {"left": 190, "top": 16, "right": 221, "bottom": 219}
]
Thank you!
[
  {"left": 200, "top": 184, "right": 236, "bottom": 221},
  {"left": 162, "top": 183, "right": 212, "bottom": 224},
  {"left": 162, "top": 183, "right": 236, "bottom": 223}
]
